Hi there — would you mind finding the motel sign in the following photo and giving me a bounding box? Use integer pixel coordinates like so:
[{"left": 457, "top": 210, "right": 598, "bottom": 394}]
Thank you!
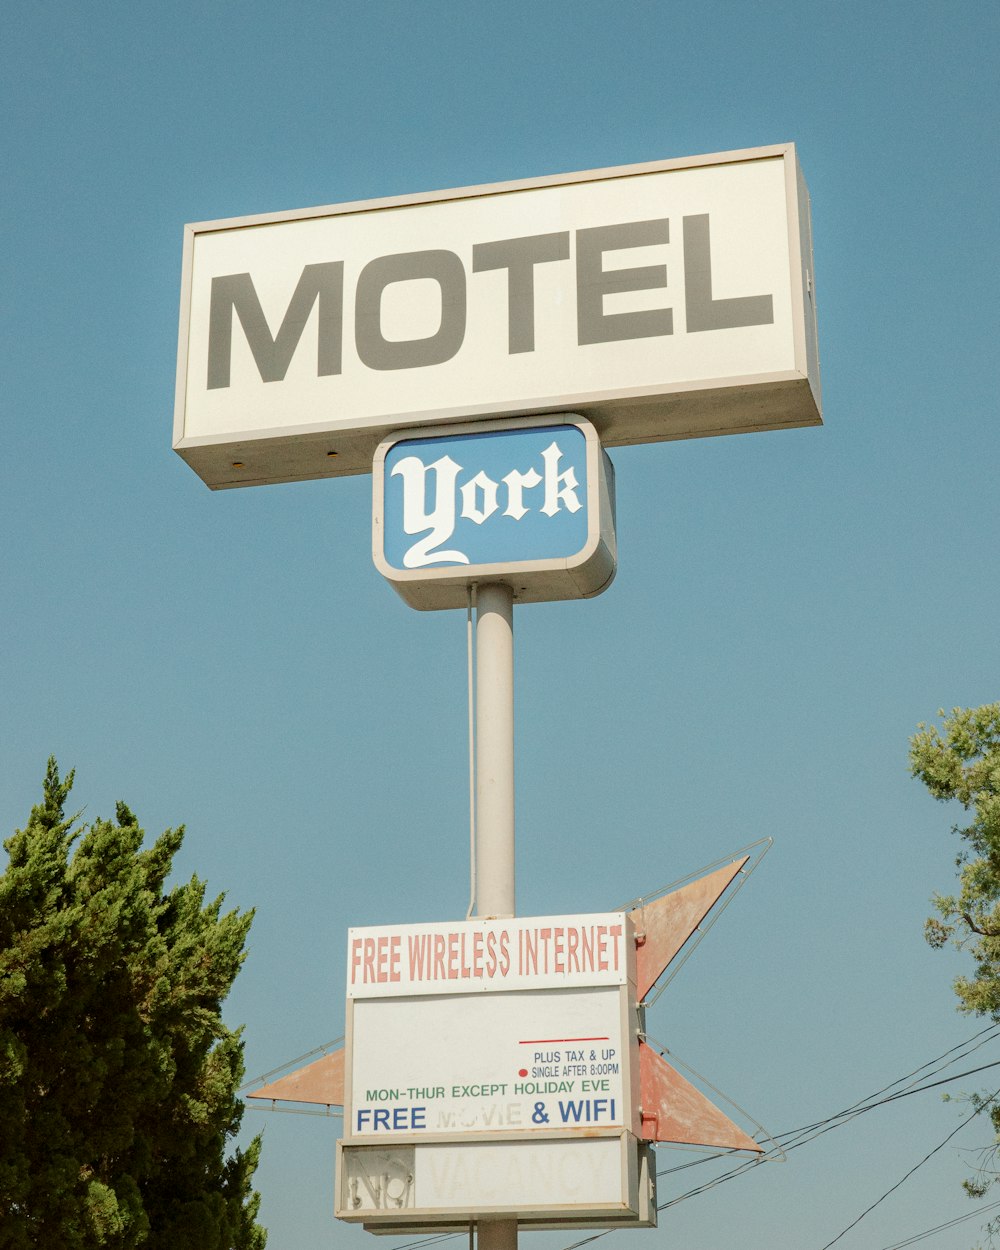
[
  {"left": 174, "top": 144, "right": 819, "bottom": 489},
  {"left": 181, "top": 144, "right": 821, "bottom": 1238}
]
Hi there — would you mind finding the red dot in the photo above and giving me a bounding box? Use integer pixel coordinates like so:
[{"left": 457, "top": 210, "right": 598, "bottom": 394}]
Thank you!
[{"left": 518, "top": 1068, "right": 528, "bottom": 1077}]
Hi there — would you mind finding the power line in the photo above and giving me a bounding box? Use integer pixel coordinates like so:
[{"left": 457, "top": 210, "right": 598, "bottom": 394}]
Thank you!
[
  {"left": 386, "top": 1025, "right": 1000, "bottom": 1250},
  {"left": 655, "top": 1021, "right": 1000, "bottom": 1194},
  {"left": 817, "top": 1085, "right": 1000, "bottom": 1249},
  {"left": 274, "top": 1022, "right": 1000, "bottom": 1250},
  {"left": 878, "top": 1198, "right": 1000, "bottom": 1250},
  {"left": 653, "top": 1051, "right": 1000, "bottom": 1212},
  {"left": 388, "top": 1232, "right": 464, "bottom": 1250},
  {"left": 538, "top": 1025, "right": 1000, "bottom": 1250}
]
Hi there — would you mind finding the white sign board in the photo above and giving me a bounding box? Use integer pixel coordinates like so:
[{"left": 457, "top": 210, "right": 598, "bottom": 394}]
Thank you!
[
  {"left": 345, "top": 914, "right": 633, "bottom": 1140},
  {"left": 340, "top": 914, "right": 647, "bottom": 1228},
  {"left": 174, "top": 144, "right": 820, "bottom": 489},
  {"left": 351, "top": 986, "right": 626, "bottom": 1137}
]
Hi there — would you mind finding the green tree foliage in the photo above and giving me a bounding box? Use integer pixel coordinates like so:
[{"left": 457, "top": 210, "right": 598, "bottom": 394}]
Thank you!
[
  {"left": 0, "top": 760, "right": 266, "bottom": 1249},
  {"left": 911, "top": 704, "right": 1000, "bottom": 1001},
  {"left": 910, "top": 704, "right": 1000, "bottom": 1209}
]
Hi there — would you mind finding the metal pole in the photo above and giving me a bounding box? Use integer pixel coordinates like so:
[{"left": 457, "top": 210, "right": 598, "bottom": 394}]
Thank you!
[
  {"left": 474, "top": 582, "right": 516, "bottom": 1250},
  {"left": 474, "top": 582, "right": 515, "bottom": 920}
]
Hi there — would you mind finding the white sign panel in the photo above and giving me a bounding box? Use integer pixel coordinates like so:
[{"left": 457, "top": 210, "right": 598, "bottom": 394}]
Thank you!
[
  {"left": 344, "top": 914, "right": 636, "bottom": 1144},
  {"left": 350, "top": 987, "right": 626, "bottom": 1138},
  {"left": 174, "top": 144, "right": 820, "bottom": 489}
]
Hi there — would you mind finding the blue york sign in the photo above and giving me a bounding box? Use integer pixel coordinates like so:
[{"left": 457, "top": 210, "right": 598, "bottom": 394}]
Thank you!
[{"left": 373, "top": 416, "right": 617, "bottom": 610}]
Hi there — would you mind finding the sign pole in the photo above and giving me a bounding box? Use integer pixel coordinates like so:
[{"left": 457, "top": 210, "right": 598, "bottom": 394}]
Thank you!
[
  {"left": 474, "top": 582, "right": 515, "bottom": 921},
  {"left": 474, "top": 581, "right": 517, "bottom": 1250}
]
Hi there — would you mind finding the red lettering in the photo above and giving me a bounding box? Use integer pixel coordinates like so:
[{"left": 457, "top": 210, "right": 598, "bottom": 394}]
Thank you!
[
  {"left": 608, "top": 923, "right": 623, "bottom": 971},
  {"left": 350, "top": 938, "right": 363, "bottom": 984},
  {"left": 363, "top": 937, "right": 377, "bottom": 982},
  {"left": 433, "top": 933, "right": 447, "bottom": 980},
  {"left": 596, "top": 925, "right": 608, "bottom": 972},
  {"left": 539, "top": 927, "right": 552, "bottom": 973},
  {"left": 499, "top": 929, "right": 511, "bottom": 976},
  {"left": 408, "top": 933, "right": 428, "bottom": 979},
  {"left": 566, "top": 926, "right": 580, "bottom": 973},
  {"left": 522, "top": 927, "right": 538, "bottom": 975},
  {"left": 376, "top": 936, "right": 390, "bottom": 982},
  {"left": 581, "top": 925, "right": 596, "bottom": 971}
]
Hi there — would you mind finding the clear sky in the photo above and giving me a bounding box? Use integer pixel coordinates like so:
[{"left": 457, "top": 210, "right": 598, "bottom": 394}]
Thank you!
[{"left": 2, "top": 2, "right": 998, "bottom": 1247}]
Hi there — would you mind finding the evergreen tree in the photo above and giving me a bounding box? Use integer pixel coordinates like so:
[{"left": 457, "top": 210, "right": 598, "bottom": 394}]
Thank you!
[{"left": 0, "top": 760, "right": 265, "bottom": 1249}]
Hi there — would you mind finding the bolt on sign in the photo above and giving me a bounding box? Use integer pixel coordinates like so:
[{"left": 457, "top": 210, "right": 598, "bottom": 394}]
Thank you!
[
  {"left": 173, "top": 143, "right": 820, "bottom": 490},
  {"left": 336, "top": 913, "right": 657, "bottom": 1229},
  {"left": 373, "top": 415, "right": 617, "bottom": 608}
]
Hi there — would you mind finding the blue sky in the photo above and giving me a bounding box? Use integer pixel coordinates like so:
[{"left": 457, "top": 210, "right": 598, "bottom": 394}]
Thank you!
[{"left": 2, "top": 1, "right": 998, "bottom": 1247}]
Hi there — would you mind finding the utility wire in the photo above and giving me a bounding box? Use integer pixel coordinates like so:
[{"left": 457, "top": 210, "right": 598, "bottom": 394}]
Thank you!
[
  {"left": 401, "top": 1046, "right": 1000, "bottom": 1250},
  {"left": 558, "top": 1232, "right": 612, "bottom": 1250},
  {"left": 382, "top": 1024, "right": 1000, "bottom": 1250},
  {"left": 785, "top": 1021, "right": 1000, "bottom": 1141},
  {"left": 647, "top": 1022, "right": 1000, "bottom": 1218},
  {"left": 817, "top": 1084, "right": 1000, "bottom": 1249},
  {"left": 878, "top": 1198, "right": 1000, "bottom": 1250},
  {"left": 538, "top": 1027, "right": 1000, "bottom": 1250},
  {"left": 655, "top": 1021, "right": 1000, "bottom": 1187},
  {"left": 654, "top": 1052, "right": 1000, "bottom": 1210},
  {"left": 389, "top": 1232, "right": 464, "bottom": 1250}
]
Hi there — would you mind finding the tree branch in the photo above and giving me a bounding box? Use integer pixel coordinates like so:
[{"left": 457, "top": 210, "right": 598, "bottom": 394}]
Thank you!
[{"left": 963, "top": 912, "right": 1000, "bottom": 937}]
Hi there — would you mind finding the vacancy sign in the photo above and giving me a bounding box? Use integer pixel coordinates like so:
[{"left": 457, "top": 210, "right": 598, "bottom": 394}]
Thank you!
[
  {"left": 336, "top": 1134, "right": 655, "bottom": 1228},
  {"left": 174, "top": 143, "right": 820, "bottom": 490}
]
